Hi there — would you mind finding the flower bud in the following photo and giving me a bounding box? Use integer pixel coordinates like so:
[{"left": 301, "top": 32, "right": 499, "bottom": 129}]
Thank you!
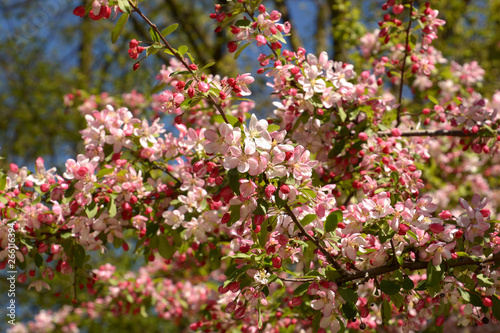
[
  {"left": 265, "top": 184, "right": 276, "bottom": 198},
  {"left": 280, "top": 184, "right": 290, "bottom": 194},
  {"left": 234, "top": 306, "right": 246, "bottom": 319},
  {"left": 438, "top": 210, "right": 452, "bottom": 220}
]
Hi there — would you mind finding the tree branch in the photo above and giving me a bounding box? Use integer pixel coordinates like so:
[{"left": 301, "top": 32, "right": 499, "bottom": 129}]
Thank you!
[
  {"left": 283, "top": 204, "right": 348, "bottom": 277},
  {"left": 336, "top": 252, "right": 500, "bottom": 285}
]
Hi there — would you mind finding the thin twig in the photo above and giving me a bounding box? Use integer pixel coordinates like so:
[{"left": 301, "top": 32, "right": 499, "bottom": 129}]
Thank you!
[
  {"left": 396, "top": 0, "right": 414, "bottom": 128},
  {"left": 283, "top": 204, "right": 348, "bottom": 277},
  {"left": 336, "top": 252, "right": 500, "bottom": 285},
  {"left": 280, "top": 276, "right": 320, "bottom": 282},
  {"left": 152, "top": 163, "right": 181, "bottom": 184},
  {"left": 127, "top": 1, "right": 229, "bottom": 124}
]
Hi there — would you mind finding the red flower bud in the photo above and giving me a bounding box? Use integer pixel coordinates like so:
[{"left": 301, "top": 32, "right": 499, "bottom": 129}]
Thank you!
[
  {"left": 280, "top": 184, "right": 290, "bottom": 194},
  {"left": 73, "top": 6, "right": 86, "bottom": 17},
  {"left": 234, "top": 306, "right": 246, "bottom": 319},
  {"left": 438, "top": 210, "right": 452, "bottom": 220},
  {"left": 272, "top": 257, "right": 282, "bottom": 269},
  {"left": 228, "top": 41, "right": 238, "bottom": 53}
]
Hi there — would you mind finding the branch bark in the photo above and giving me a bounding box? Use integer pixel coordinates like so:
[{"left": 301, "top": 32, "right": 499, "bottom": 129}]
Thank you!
[
  {"left": 284, "top": 204, "right": 348, "bottom": 277},
  {"left": 336, "top": 252, "right": 500, "bottom": 285}
]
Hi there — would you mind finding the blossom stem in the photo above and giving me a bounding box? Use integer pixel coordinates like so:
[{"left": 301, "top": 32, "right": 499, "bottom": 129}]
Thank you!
[
  {"left": 336, "top": 252, "right": 500, "bottom": 285},
  {"left": 151, "top": 163, "right": 181, "bottom": 185},
  {"left": 396, "top": 0, "right": 414, "bottom": 128},
  {"left": 127, "top": 1, "right": 230, "bottom": 124},
  {"left": 284, "top": 204, "right": 348, "bottom": 277}
]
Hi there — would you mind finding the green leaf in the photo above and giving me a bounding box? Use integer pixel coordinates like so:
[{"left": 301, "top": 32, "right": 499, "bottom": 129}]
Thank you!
[
  {"left": 74, "top": 244, "right": 86, "bottom": 267},
  {"left": 338, "top": 107, "right": 347, "bottom": 122},
  {"left": 390, "top": 171, "right": 399, "bottom": 184},
  {"left": 325, "top": 266, "right": 341, "bottom": 281},
  {"left": 293, "top": 283, "right": 311, "bottom": 296},
  {"left": 85, "top": 202, "right": 98, "bottom": 219},
  {"left": 158, "top": 237, "right": 175, "bottom": 259},
  {"left": 117, "top": 0, "right": 132, "bottom": 13},
  {"left": 428, "top": 95, "right": 439, "bottom": 105},
  {"left": 234, "top": 42, "right": 251, "bottom": 60},
  {"left": 96, "top": 167, "right": 114, "bottom": 178},
  {"left": 225, "top": 114, "right": 240, "bottom": 126},
  {"left": 380, "top": 280, "right": 401, "bottom": 295},
  {"left": 300, "top": 214, "right": 317, "bottom": 227},
  {"left": 389, "top": 293, "right": 405, "bottom": 309},
  {"left": 161, "top": 23, "right": 178, "bottom": 37},
  {"left": 201, "top": 61, "right": 216, "bottom": 70},
  {"left": 151, "top": 82, "right": 166, "bottom": 95},
  {"left": 227, "top": 205, "right": 241, "bottom": 227},
  {"left": 342, "top": 302, "right": 357, "bottom": 319},
  {"left": 301, "top": 188, "right": 317, "bottom": 199},
  {"left": 34, "top": 253, "right": 44, "bottom": 268},
  {"left": 492, "top": 295, "right": 500, "bottom": 321},
  {"left": 402, "top": 276, "right": 414, "bottom": 291},
  {"left": 111, "top": 13, "right": 129, "bottom": 43},
  {"left": 0, "top": 174, "right": 6, "bottom": 191},
  {"left": 426, "top": 261, "right": 445, "bottom": 296},
  {"left": 149, "top": 27, "right": 160, "bottom": 43},
  {"left": 325, "top": 210, "right": 342, "bottom": 233},
  {"left": 477, "top": 274, "right": 494, "bottom": 287},
  {"left": 178, "top": 45, "right": 188, "bottom": 56},
  {"left": 258, "top": 306, "right": 263, "bottom": 329},
  {"left": 469, "top": 291, "right": 483, "bottom": 307},
  {"left": 381, "top": 300, "right": 392, "bottom": 325},
  {"left": 267, "top": 124, "right": 280, "bottom": 132},
  {"left": 108, "top": 198, "right": 117, "bottom": 218},
  {"left": 378, "top": 227, "right": 396, "bottom": 243},
  {"left": 338, "top": 288, "right": 358, "bottom": 303},
  {"left": 213, "top": 115, "right": 224, "bottom": 124},
  {"left": 146, "top": 46, "right": 160, "bottom": 57},
  {"left": 275, "top": 192, "right": 286, "bottom": 208},
  {"left": 228, "top": 169, "right": 241, "bottom": 195},
  {"left": 328, "top": 140, "right": 345, "bottom": 158},
  {"left": 235, "top": 19, "right": 251, "bottom": 27},
  {"left": 457, "top": 288, "right": 471, "bottom": 302}
]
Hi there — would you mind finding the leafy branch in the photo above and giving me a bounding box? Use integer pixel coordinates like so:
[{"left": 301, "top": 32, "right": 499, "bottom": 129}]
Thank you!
[{"left": 283, "top": 204, "right": 348, "bottom": 277}]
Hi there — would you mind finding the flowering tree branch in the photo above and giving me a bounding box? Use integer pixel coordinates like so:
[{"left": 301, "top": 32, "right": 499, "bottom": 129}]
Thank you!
[
  {"left": 284, "top": 204, "right": 348, "bottom": 277},
  {"left": 127, "top": 0, "right": 230, "bottom": 124}
]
